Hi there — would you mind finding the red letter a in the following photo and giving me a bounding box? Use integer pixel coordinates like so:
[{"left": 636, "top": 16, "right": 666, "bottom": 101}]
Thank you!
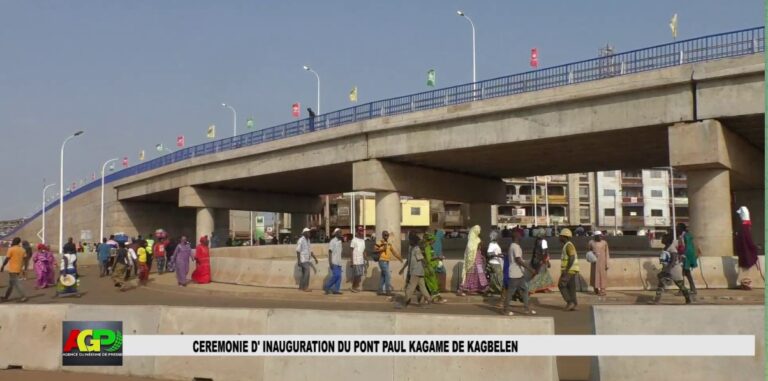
[{"left": 63, "top": 330, "right": 81, "bottom": 352}]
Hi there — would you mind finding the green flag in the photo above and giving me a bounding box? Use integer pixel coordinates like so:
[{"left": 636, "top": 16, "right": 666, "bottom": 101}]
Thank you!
[
  {"left": 155, "top": 144, "right": 164, "bottom": 152},
  {"left": 246, "top": 117, "right": 254, "bottom": 129},
  {"left": 427, "top": 69, "right": 436, "bottom": 87}
]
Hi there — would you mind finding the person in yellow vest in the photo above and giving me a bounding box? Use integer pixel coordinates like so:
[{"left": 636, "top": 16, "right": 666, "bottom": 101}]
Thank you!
[
  {"left": 558, "top": 228, "right": 579, "bottom": 311},
  {"left": 145, "top": 235, "right": 155, "bottom": 273}
]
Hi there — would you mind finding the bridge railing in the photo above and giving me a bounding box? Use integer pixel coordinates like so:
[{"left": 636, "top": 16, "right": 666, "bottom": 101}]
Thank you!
[{"left": 6, "top": 26, "right": 763, "bottom": 240}]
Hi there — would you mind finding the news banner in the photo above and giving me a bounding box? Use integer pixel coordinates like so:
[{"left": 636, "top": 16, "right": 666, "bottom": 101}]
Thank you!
[{"left": 122, "top": 335, "right": 754, "bottom": 356}]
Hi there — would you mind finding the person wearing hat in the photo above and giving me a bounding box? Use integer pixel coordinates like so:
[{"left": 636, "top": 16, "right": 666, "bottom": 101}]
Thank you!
[
  {"left": 349, "top": 227, "right": 368, "bottom": 292},
  {"left": 396, "top": 232, "right": 430, "bottom": 309},
  {"left": 587, "top": 231, "right": 610, "bottom": 296},
  {"left": 323, "top": 228, "right": 344, "bottom": 295},
  {"left": 57, "top": 241, "right": 80, "bottom": 296},
  {"left": 558, "top": 228, "right": 579, "bottom": 311},
  {"left": 296, "top": 227, "right": 318, "bottom": 292}
]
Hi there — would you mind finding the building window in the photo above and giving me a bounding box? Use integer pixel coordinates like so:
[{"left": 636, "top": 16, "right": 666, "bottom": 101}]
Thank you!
[
  {"left": 603, "top": 171, "right": 615, "bottom": 177},
  {"left": 579, "top": 186, "right": 589, "bottom": 197},
  {"left": 650, "top": 170, "right": 663, "bottom": 178},
  {"left": 431, "top": 212, "right": 439, "bottom": 223},
  {"left": 411, "top": 207, "right": 421, "bottom": 216},
  {"left": 604, "top": 208, "right": 615, "bottom": 217},
  {"left": 651, "top": 190, "right": 663, "bottom": 198},
  {"left": 579, "top": 207, "right": 590, "bottom": 218},
  {"left": 651, "top": 209, "right": 663, "bottom": 217},
  {"left": 603, "top": 189, "right": 616, "bottom": 197}
]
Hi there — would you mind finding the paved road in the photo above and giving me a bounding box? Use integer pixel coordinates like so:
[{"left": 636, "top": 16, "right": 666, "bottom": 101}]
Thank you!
[{"left": 1, "top": 264, "right": 762, "bottom": 381}]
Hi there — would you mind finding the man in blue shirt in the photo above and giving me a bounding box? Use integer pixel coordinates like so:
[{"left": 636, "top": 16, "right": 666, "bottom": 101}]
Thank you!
[{"left": 97, "top": 238, "right": 114, "bottom": 277}]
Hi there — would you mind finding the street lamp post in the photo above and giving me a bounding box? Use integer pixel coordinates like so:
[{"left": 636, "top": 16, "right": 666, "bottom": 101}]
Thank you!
[
  {"left": 100, "top": 158, "right": 119, "bottom": 241},
  {"left": 221, "top": 103, "right": 237, "bottom": 137},
  {"left": 59, "top": 130, "right": 84, "bottom": 253},
  {"left": 41, "top": 183, "right": 56, "bottom": 243},
  {"left": 457, "top": 10, "right": 477, "bottom": 84},
  {"left": 302, "top": 65, "right": 321, "bottom": 114}
]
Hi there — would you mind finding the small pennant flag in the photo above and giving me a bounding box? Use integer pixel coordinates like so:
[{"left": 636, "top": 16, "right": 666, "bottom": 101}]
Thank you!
[
  {"left": 109, "top": 163, "right": 115, "bottom": 172},
  {"left": 122, "top": 157, "right": 128, "bottom": 167},
  {"left": 91, "top": 172, "right": 96, "bottom": 180},
  {"left": 79, "top": 178, "right": 84, "bottom": 186},
  {"left": 139, "top": 150, "right": 145, "bottom": 161},
  {"left": 669, "top": 13, "right": 678, "bottom": 39},
  {"left": 426, "top": 69, "right": 436, "bottom": 87},
  {"left": 530, "top": 48, "right": 539, "bottom": 68},
  {"left": 246, "top": 117, "right": 254, "bottom": 129},
  {"left": 177, "top": 135, "right": 185, "bottom": 147},
  {"left": 155, "top": 144, "right": 164, "bottom": 152},
  {"left": 207, "top": 124, "right": 216, "bottom": 139},
  {"left": 71, "top": 182, "right": 77, "bottom": 190},
  {"left": 291, "top": 103, "right": 300, "bottom": 118},
  {"left": 349, "top": 86, "right": 358, "bottom": 102}
]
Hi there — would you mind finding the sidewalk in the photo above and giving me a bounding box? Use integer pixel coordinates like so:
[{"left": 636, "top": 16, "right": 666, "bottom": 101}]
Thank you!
[{"left": 146, "top": 270, "right": 765, "bottom": 307}]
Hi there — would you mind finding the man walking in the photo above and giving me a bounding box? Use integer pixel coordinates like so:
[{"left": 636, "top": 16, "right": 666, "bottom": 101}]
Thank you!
[
  {"left": 145, "top": 234, "right": 155, "bottom": 273},
  {"left": 296, "top": 228, "right": 318, "bottom": 292},
  {"left": 502, "top": 232, "right": 537, "bottom": 315},
  {"left": 396, "top": 232, "right": 430, "bottom": 309},
  {"left": 1, "top": 237, "right": 28, "bottom": 302},
  {"left": 349, "top": 227, "right": 367, "bottom": 292},
  {"left": 374, "top": 230, "right": 402, "bottom": 296},
  {"left": 649, "top": 231, "right": 692, "bottom": 305},
  {"left": 323, "top": 228, "right": 343, "bottom": 295},
  {"left": 97, "top": 238, "right": 112, "bottom": 277},
  {"left": 558, "top": 228, "right": 579, "bottom": 311}
]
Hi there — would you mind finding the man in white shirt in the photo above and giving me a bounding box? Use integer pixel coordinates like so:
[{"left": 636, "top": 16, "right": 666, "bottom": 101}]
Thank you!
[
  {"left": 503, "top": 233, "right": 537, "bottom": 316},
  {"left": 295, "top": 228, "right": 319, "bottom": 292},
  {"left": 323, "top": 229, "right": 344, "bottom": 295},
  {"left": 487, "top": 231, "right": 504, "bottom": 294},
  {"left": 349, "top": 227, "right": 367, "bottom": 292}
]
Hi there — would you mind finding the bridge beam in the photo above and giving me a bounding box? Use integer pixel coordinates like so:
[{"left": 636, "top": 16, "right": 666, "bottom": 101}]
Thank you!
[
  {"left": 668, "top": 119, "right": 764, "bottom": 257},
  {"left": 178, "top": 186, "right": 323, "bottom": 214},
  {"left": 352, "top": 159, "right": 505, "bottom": 204}
]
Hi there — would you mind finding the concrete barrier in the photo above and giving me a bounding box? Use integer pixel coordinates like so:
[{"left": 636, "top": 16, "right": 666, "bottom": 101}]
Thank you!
[
  {"left": 591, "top": 305, "right": 765, "bottom": 381},
  {"left": 210, "top": 252, "right": 764, "bottom": 292},
  {"left": 0, "top": 304, "right": 557, "bottom": 381}
]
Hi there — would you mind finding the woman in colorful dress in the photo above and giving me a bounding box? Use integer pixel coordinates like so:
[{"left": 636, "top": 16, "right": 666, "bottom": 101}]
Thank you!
[
  {"left": 457, "top": 225, "right": 488, "bottom": 296},
  {"left": 529, "top": 228, "right": 555, "bottom": 293},
  {"left": 486, "top": 230, "right": 505, "bottom": 295},
  {"left": 173, "top": 236, "right": 193, "bottom": 286},
  {"left": 192, "top": 236, "right": 211, "bottom": 284},
  {"left": 57, "top": 250, "right": 79, "bottom": 296},
  {"left": 421, "top": 232, "right": 446, "bottom": 303},
  {"left": 432, "top": 229, "right": 447, "bottom": 292},
  {"left": 31, "top": 244, "right": 55, "bottom": 289}
]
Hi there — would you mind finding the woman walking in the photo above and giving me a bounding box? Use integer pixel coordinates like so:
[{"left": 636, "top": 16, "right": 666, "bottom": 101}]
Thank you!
[
  {"left": 173, "top": 236, "right": 193, "bottom": 286},
  {"left": 422, "top": 232, "right": 446, "bottom": 303},
  {"left": 677, "top": 223, "right": 699, "bottom": 296},
  {"left": 588, "top": 231, "right": 610, "bottom": 296},
  {"left": 486, "top": 231, "right": 504, "bottom": 295},
  {"left": 457, "top": 225, "right": 488, "bottom": 296},
  {"left": 192, "top": 236, "right": 211, "bottom": 284},
  {"left": 529, "top": 229, "right": 555, "bottom": 293},
  {"left": 31, "top": 244, "right": 55, "bottom": 289}
]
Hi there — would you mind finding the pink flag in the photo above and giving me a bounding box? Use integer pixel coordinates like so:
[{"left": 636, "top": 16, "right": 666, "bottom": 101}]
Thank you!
[
  {"left": 122, "top": 157, "right": 129, "bottom": 167},
  {"left": 291, "top": 103, "right": 300, "bottom": 118},
  {"left": 91, "top": 172, "right": 96, "bottom": 180},
  {"left": 177, "top": 135, "right": 185, "bottom": 147},
  {"left": 530, "top": 48, "right": 539, "bottom": 68}
]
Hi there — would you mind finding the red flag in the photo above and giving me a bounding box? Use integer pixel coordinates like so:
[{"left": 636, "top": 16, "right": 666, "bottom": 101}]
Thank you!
[
  {"left": 530, "top": 48, "right": 539, "bottom": 68},
  {"left": 176, "top": 135, "right": 185, "bottom": 148},
  {"left": 291, "top": 103, "right": 300, "bottom": 118},
  {"left": 71, "top": 182, "right": 77, "bottom": 190},
  {"left": 122, "top": 157, "right": 129, "bottom": 167}
]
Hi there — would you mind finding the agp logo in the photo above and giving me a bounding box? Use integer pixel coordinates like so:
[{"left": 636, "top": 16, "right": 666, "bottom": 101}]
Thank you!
[{"left": 62, "top": 321, "right": 123, "bottom": 366}]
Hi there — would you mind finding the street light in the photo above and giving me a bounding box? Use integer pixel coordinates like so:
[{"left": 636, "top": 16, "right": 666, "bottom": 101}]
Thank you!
[
  {"left": 59, "top": 130, "right": 84, "bottom": 253},
  {"left": 456, "top": 10, "right": 477, "bottom": 84},
  {"left": 221, "top": 103, "right": 237, "bottom": 137},
  {"left": 41, "top": 183, "right": 56, "bottom": 243},
  {"left": 100, "top": 158, "right": 119, "bottom": 241},
  {"left": 302, "top": 65, "right": 321, "bottom": 114}
]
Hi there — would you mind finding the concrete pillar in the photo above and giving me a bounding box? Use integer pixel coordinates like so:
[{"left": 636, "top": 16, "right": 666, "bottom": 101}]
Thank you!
[
  {"left": 467, "top": 203, "right": 493, "bottom": 238},
  {"left": 686, "top": 169, "right": 733, "bottom": 257},
  {"left": 196, "top": 207, "right": 214, "bottom": 244},
  {"left": 291, "top": 213, "right": 308, "bottom": 237},
  {"left": 375, "top": 191, "right": 401, "bottom": 250}
]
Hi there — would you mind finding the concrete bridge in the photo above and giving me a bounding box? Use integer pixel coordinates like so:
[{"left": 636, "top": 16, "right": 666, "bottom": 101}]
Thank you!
[{"left": 8, "top": 27, "right": 765, "bottom": 257}]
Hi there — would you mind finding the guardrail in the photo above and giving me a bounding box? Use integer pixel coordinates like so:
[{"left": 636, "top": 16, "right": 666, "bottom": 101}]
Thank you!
[{"left": 4, "top": 26, "right": 764, "bottom": 240}]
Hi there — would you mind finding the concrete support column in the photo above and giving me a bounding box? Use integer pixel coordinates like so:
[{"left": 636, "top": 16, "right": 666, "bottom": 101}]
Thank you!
[
  {"left": 686, "top": 169, "right": 733, "bottom": 257},
  {"left": 375, "top": 191, "right": 401, "bottom": 250},
  {"left": 196, "top": 207, "right": 214, "bottom": 244},
  {"left": 467, "top": 203, "right": 493, "bottom": 238},
  {"left": 291, "top": 213, "right": 308, "bottom": 237}
]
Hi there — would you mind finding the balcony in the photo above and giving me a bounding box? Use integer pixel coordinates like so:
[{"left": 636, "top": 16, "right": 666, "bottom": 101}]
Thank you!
[
  {"left": 673, "top": 197, "right": 688, "bottom": 205},
  {"left": 623, "top": 216, "right": 645, "bottom": 228},
  {"left": 647, "top": 217, "right": 670, "bottom": 226},
  {"left": 444, "top": 212, "right": 463, "bottom": 226},
  {"left": 621, "top": 177, "right": 643, "bottom": 186},
  {"left": 622, "top": 196, "right": 644, "bottom": 205},
  {"left": 547, "top": 195, "right": 567, "bottom": 204}
]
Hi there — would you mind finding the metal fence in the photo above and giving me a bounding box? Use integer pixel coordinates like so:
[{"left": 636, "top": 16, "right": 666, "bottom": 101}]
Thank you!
[{"left": 6, "top": 26, "right": 764, "bottom": 239}]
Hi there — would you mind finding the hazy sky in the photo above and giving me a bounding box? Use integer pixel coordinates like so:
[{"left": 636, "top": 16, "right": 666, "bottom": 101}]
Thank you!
[{"left": 0, "top": 0, "right": 762, "bottom": 219}]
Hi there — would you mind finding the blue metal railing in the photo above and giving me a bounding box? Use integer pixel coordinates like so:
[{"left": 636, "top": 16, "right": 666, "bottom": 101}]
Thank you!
[{"left": 5, "top": 26, "right": 764, "bottom": 239}]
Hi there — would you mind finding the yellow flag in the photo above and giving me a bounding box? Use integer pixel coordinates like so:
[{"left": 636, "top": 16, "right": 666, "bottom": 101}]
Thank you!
[
  {"left": 349, "top": 86, "right": 358, "bottom": 102},
  {"left": 207, "top": 124, "right": 216, "bottom": 139},
  {"left": 139, "top": 150, "right": 145, "bottom": 161},
  {"left": 669, "top": 13, "right": 678, "bottom": 39}
]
